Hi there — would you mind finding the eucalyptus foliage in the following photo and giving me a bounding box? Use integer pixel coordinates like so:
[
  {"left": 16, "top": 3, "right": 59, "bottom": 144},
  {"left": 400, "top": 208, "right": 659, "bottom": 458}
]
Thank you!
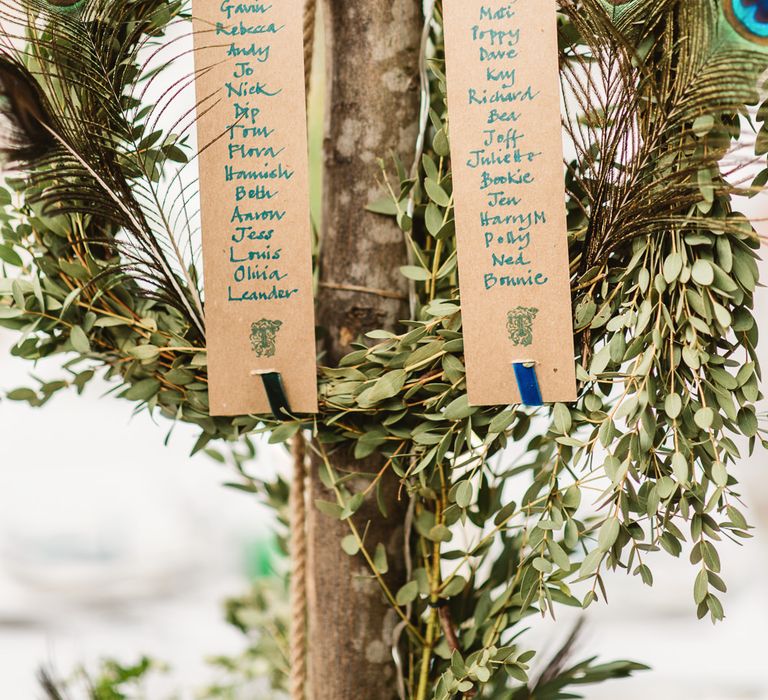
[{"left": 1, "top": 0, "right": 767, "bottom": 698}]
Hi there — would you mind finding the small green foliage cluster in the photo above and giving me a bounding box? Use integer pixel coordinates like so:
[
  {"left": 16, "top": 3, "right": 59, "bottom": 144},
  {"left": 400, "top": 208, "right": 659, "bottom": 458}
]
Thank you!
[
  {"left": 1, "top": 1, "right": 768, "bottom": 698},
  {"left": 41, "top": 657, "right": 166, "bottom": 700},
  {"left": 203, "top": 580, "right": 293, "bottom": 698}
]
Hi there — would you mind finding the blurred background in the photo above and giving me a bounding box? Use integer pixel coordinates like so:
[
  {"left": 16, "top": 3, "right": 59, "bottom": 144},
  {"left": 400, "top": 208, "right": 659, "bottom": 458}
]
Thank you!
[{"left": 2, "top": 12, "right": 768, "bottom": 700}]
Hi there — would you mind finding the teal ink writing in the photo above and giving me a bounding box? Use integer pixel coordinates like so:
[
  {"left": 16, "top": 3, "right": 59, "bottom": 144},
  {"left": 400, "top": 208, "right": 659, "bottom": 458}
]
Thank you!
[
  {"left": 233, "top": 263, "right": 288, "bottom": 282},
  {"left": 225, "top": 164, "right": 294, "bottom": 181},
  {"left": 229, "top": 246, "right": 282, "bottom": 262},
  {"left": 232, "top": 205, "right": 285, "bottom": 222},
  {"left": 231, "top": 226, "right": 274, "bottom": 242},
  {"left": 232, "top": 204, "right": 286, "bottom": 220},
  {"left": 469, "top": 148, "right": 539, "bottom": 169},
  {"left": 486, "top": 191, "right": 522, "bottom": 207},
  {"left": 226, "top": 81, "right": 282, "bottom": 98},
  {"left": 486, "top": 68, "right": 516, "bottom": 83},
  {"left": 471, "top": 26, "right": 520, "bottom": 47},
  {"left": 215, "top": 21, "right": 283, "bottom": 37},
  {"left": 228, "top": 285, "right": 299, "bottom": 302},
  {"left": 479, "top": 4, "right": 517, "bottom": 21},
  {"left": 219, "top": 2, "right": 273, "bottom": 20},
  {"left": 480, "top": 168, "right": 535, "bottom": 189},
  {"left": 484, "top": 271, "right": 549, "bottom": 290},
  {"left": 468, "top": 85, "right": 538, "bottom": 105},
  {"left": 482, "top": 212, "right": 545, "bottom": 239},
  {"left": 234, "top": 185, "right": 281, "bottom": 202},
  {"left": 484, "top": 230, "right": 531, "bottom": 249},
  {"left": 234, "top": 62, "right": 257, "bottom": 78},
  {"left": 232, "top": 182, "right": 277, "bottom": 199},
  {"left": 236, "top": 188, "right": 284, "bottom": 202},
  {"left": 227, "top": 124, "right": 275, "bottom": 139},
  {"left": 483, "top": 128, "right": 523, "bottom": 148},
  {"left": 227, "top": 43, "right": 271, "bottom": 62},
  {"left": 234, "top": 103, "right": 261, "bottom": 124},
  {"left": 487, "top": 109, "right": 519, "bottom": 123},
  {"left": 228, "top": 143, "right": 285, "bottom": 159},
  {"left": 481, "top": 210, "right": 546, "bottom": 227},
  {"left": 479, "top": 47, "right": 519, "bottom": 62},
  {"left": 491, "top": 251, "right": 530, "bottom": 266}
]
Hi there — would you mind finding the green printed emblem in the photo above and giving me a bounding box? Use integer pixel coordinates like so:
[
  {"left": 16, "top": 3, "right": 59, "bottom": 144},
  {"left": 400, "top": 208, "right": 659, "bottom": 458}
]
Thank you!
[
  {"left": 250, "top": 319, "right": 283, "bottom": 358},
  {"left": 507, "top": 307, "right": 539, "bottom": 347}
]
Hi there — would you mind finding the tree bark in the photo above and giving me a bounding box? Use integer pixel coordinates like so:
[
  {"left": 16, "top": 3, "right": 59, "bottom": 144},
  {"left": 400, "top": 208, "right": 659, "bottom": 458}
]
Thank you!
[{"left": 307, "top": 1, "right": 421, "bottom": 699}]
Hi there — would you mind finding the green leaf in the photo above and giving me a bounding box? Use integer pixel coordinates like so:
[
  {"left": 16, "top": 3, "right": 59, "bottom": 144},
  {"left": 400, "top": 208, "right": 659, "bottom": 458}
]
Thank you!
[
  {"left": 694, "top": 407, "right": 715, "bottom": 431},
  {"left": 444, "top": 394, "right": 478, "bottom": 421},
  {"left": 315, "top": 500, "right": 344, "bottom": 519},
  {"left": 433, "top": 128, "right": 450, "bottom": 157},
  {"left": 547, "top": 540, "right": 571, "bottom": 571},
  {"left": 694, "top": 570, "right": 709, "bottom": 605},
  {"left": 341, "top": 535, "right": 360, "bottom": 557},
  {"left": 672, "top": 452, "right": 689, "bottom": 483},
  {"left": 691, "top": 259, "right": 714, "bottom": 286},
  {"left": 359, "top": 369, "right": 407, "bottom": 406},
  {"left": 456, "top": 481, "right": 473, "bottom": 509},
  {"left": 425, "top": 203, "right": 444, "bottom": 237},
  {"left": 374, "top": 543, "right": 389, "bottom": 575},
  {"left": 366, "top": 196, "right": 399, "bottom": 216},
  {"left": 341, "top": 534, "right": 360, "bottom": 556},
  {"left": 578, "top": 550, "right": 603, "bottom": 578},
  {"left": 425, "top": 178, "right": 451, "bottom": 207},
  {"left": 400, "top": 265, "right": 430, "bottom": 281},
  {"left": 597, "top": 518, "right": 620, "bottom": 552},
  {"left": 269, "top": 422, "right": 301, "bottom": 444},
  {"left": 70, "top": 326, "right": 91, "bottom": 354},
  {"left": 129, "top": 344, "right": 160, "bottom": 361},
  {"left": 664, "top": 394, "right": 683, "bottom": 420},
  {"left": 662, "top": 253, "right": 683, "bottom": 283},
  {"left": 711, "top": 461, "right": 728, "bottom": 488},
  {"left": 428, "top": 525, "right": 453, "bottom": 543},
  {"left": 396, "top": 581, "right": 419, "bottom": 606},
  {"left": 442, "top": 575, "right": 467, "bottom": 598},
  {"left": 341, "top": 493, "right": 365, "bottom": 519},
  {"left": 0, "top": 243, "right": 23, "bottom": 267},
  {"left": 123, "top": 378, "right": 160, "bottom": 402},
  {"left": 553, "top": 403, "right": 572, "bottom": 434}
]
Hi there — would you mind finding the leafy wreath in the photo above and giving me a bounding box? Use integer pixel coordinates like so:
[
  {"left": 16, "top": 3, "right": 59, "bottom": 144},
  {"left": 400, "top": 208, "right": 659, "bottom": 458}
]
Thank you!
[{"left": 2, "top": 0, "right": 768, "bottom": 697}]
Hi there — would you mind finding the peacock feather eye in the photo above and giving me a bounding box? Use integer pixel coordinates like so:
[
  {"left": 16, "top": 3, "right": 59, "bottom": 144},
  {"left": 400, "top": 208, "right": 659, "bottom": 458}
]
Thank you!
[{"left": 724, "top": 0, "right": 768, "bottom": 45}]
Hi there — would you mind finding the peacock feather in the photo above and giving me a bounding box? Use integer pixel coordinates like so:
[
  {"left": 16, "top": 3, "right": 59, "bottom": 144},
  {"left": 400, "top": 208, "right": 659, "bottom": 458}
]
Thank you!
[
  {"left": 0, "top": 0, "right": 207, "bottom": 337},
  {"left": 724, "top": 0, "right": 768, "bottom": 44}
]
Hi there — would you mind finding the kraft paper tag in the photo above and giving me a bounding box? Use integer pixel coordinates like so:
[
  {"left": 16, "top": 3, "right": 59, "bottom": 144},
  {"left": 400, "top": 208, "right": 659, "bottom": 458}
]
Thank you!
[
  {"left": 192, "top": 0, "right": 318, "bottom": 416},
  {"left": 443, "top": 0, "right": 577, "bottom": 405}
]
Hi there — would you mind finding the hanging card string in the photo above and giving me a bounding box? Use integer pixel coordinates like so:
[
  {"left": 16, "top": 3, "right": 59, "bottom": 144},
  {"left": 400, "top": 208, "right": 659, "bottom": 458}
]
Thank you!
[
  {"left": 288, "top": 4, "right": 316, "bottom": 699},
  {"left": 512, "top": 361, "right": 544, "bottom": 407},
  {"left": 252, "top": 370, "right": 293, "bottom": 420}
]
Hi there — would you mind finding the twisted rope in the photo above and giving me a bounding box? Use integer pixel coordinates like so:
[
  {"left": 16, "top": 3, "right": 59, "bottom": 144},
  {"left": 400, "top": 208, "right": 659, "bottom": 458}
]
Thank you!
[
  {"left": 304, "top": 0, "right": 317, "bottom": 94},
  {"left": 290, "top": 429, "right": 309, "bottom": 700},
  {"left": 290, "top": 8, "right": 317, "bottom": 700}
]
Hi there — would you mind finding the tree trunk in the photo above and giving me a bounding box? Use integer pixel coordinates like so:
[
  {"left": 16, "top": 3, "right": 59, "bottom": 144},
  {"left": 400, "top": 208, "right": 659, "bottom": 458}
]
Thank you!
[{"left": 306, "top": 1, "right": 422, "bottom": 699}]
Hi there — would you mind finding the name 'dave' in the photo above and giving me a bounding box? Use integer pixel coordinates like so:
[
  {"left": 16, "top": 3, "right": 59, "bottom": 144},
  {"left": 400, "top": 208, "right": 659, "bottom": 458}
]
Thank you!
[
  {"left": 443, "top": 0, "right": 577, "bottom": 405},
  {"left": 193, "top": 0, "right": 317, "bottom": 415}
]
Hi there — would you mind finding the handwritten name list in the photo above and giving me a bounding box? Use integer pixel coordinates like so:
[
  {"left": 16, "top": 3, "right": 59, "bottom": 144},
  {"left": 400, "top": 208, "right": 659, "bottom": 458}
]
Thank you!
[
  {"left": 443, "top": 0, "right": 576, "bottom": 405},
  {"left": 193, "top": 0, "right": 317, "bottom": 415}
]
